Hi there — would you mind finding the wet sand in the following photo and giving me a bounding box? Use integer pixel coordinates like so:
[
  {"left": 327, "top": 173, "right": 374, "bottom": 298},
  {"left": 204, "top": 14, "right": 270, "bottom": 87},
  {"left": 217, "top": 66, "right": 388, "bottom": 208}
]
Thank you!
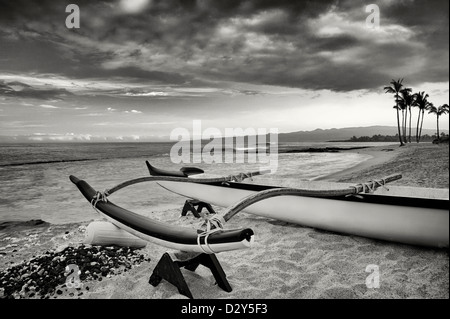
[{"left": 1, "top": 143, "right": 448, "bottom": 300}]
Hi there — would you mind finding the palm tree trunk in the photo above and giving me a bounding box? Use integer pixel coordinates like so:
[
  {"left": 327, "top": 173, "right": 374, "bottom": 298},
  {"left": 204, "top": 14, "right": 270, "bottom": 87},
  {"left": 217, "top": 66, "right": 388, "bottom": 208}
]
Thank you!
[
  {"left": 404, "top": 109, "right": 408, "bottom": 143},
  {"left": 408, "top": 106, "right": 412, "bottom": 143},
  {"left": 396, "top": 107, "right": 404, "bottom": 146},
  {"left": 404, "top": 111, "right": 408, "bottom": 143},
  {"left": 401, "top": 109, "right": 406, "bottom": 143},
  {"left": 419, "top": 110, "right": 425, "bottom": 142},
  {"left": 437, "top": 115, "right": 440, "bottom": 141},
  {"left": 416, "top": 111, "right": 421, "bottom": 143}
]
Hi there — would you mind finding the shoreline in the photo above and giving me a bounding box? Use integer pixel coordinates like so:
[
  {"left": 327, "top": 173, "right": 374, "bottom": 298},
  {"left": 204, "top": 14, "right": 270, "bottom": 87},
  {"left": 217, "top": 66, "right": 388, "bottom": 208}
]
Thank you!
[
  {"left": 326, "top": 142, "right": 449, "bottom": 188},
  {"left": 0, "top": 142, "right": 448, "bottom": 300},
  {"left": 314, "top": 144, "right": 400, "bottom": 182}
]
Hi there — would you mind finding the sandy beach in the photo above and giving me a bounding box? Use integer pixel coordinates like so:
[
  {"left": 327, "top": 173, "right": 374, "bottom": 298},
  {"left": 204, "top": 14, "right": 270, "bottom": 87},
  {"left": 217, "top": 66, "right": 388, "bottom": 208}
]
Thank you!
[
  {"left": 0, "top": 143, "right": 448, "bottom": 300},
  {"left": 322, "top": 143, "right": 449, "bottom": 189}
]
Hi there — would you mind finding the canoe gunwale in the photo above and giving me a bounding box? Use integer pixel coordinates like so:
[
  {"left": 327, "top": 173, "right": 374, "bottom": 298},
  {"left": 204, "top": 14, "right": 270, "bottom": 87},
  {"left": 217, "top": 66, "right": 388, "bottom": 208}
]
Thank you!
[
  {"left": 209, "top": 181, "right": 449, "bottom": 210},
  {"left": 145, "top": 162, "right": 448, "bottom": 209}
]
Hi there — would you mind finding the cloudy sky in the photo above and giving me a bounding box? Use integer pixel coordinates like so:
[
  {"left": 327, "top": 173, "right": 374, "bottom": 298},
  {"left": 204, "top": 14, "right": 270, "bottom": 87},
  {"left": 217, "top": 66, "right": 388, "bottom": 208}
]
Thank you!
[{"left": 0, "top": 0, "right": 448, "bottom": 142}]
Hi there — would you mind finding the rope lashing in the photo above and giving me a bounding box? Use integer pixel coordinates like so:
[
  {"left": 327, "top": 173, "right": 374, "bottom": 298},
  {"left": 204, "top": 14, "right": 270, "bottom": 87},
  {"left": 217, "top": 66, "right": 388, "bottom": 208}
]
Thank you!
[
  {"left": 196, "top": 215, "right": 226, "bottom": 254},
  {"left": 90, "top": 190, "right": 109, "bottom": 212},
  {"left": 222, "top": 172, "right": 254, "bottom": 186},
  {"left": 229, "top": 172, "right": 254, "bottom": 182},
  {"left": 349, "top": 178, "right": 389, "bottom": 194},
  {"left": 197, "top": 214, "right": 226, "bottom": 232}
]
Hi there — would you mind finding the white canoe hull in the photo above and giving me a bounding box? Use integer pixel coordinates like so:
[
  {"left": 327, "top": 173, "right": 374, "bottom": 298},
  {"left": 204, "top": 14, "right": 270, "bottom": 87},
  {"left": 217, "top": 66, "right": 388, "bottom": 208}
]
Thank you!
[{"left": 158, "top": 181, "right": 449, "bottom": 248}]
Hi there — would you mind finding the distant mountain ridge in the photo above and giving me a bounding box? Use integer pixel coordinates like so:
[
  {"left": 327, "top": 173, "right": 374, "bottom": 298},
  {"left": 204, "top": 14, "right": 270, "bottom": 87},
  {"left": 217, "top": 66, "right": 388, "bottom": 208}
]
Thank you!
[
  {"left": 0, "top": 126, "right": 447, "bottom": 143},
  {"left": 277, "top": 126, "right": 447, "bottom": 142}
]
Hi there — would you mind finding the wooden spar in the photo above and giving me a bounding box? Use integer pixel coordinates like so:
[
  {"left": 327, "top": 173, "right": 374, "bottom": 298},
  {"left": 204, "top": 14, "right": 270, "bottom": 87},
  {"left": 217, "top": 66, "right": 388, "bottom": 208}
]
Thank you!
[
  {"left": 221, "top": 174, "right": 402, "bottom": 222},
  {"left": 103, "top": 169, "right": 271, "bottom": 197},
  {"left": 104, "top": 170, "right": 400, "bottom": 204}
]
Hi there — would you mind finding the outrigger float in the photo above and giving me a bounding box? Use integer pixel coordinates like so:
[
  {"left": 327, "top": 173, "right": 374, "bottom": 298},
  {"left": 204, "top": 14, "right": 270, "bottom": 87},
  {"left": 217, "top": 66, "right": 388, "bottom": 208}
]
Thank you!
[{"left": 70, "top": 162, "right": 448, "bottom": 297}]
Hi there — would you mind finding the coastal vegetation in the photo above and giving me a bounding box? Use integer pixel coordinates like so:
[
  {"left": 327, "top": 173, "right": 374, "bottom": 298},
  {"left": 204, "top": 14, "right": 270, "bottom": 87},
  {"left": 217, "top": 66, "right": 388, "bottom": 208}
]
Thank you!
[
  {"left": 332, "top": 133, "right": 449, "bottom": 143},
  {"left": 428, "top": 104, "right": 449, "bottom": 142},
  {"left": 384, "top": 79, "right": 449, "bottom": 145}
]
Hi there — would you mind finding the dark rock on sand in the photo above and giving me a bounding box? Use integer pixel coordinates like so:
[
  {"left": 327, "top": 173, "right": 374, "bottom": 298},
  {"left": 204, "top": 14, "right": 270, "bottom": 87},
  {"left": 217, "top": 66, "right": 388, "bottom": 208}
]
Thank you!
[
  {"left": 0, "top": 219, "right": 50, "bottom": 231},
  {"left": 0, "top": 244, "right": 150, "bottom": 299}
]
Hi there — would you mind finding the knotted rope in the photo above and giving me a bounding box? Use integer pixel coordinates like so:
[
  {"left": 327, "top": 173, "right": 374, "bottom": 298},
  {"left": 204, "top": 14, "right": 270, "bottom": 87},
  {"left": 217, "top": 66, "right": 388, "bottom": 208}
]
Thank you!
[
  {"left": 349, "top": 178, "right": 389, "bottom": 195},
  {"left": 222, "top": 172, "right": 254, "bottom": 186},
  {"left": 90, "top": 190, "right": 109, "bottom": 213},
  {"left": 196, "top": 215, "right": 226, "bottom": 254},
  {"left": 228, "top": 172, "right": 254, "bottom": 182}
]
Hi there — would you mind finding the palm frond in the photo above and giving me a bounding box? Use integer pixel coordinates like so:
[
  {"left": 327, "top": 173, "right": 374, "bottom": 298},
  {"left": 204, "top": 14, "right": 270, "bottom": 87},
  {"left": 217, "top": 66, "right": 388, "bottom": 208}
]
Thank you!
[{"left": 384, "top": 86, "right": 395, "bottom": 93}]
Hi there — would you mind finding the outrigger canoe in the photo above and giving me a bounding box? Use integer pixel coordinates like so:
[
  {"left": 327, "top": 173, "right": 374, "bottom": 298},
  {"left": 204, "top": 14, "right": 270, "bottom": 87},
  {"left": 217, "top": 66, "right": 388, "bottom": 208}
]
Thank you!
[
  {"left": 148, "top": 163, "right": 449, "bottom": 248},
  {"left": 70, "top": 175, "right": 254, "bottom": 253}
]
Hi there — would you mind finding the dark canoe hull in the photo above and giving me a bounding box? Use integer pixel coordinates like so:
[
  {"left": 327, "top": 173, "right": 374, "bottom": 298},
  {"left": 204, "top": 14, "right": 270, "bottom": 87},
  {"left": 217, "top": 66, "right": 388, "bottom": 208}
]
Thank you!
[
  {"left": 146, "top": 161, "right": 204, "bottom": 177},
  {"left": 70, "top": 175, "right": 254, "bottom": 253},
  {"left": 157, "top": 179, "right": 449, "bottom": 248}
]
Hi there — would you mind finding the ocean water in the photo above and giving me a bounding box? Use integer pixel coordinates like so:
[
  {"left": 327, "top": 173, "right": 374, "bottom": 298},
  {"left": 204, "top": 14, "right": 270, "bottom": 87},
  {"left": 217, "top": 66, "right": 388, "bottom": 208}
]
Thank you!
[{"left": 0, "top": 142, "right": 393, "bottom": 224}]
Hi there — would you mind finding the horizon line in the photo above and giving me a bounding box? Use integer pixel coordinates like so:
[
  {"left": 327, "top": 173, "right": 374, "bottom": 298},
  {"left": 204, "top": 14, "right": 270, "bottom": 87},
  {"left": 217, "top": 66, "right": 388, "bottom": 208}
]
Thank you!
[{"left": 0, "top": 125, "right": 446, "bottom": 144}]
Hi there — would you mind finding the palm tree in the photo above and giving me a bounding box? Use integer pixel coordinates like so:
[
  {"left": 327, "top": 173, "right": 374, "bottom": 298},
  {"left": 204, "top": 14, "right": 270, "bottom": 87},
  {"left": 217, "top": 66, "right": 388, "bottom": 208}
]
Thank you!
[
  {"left": 399, "top": 98, "right": 408, "bottom": 143},
  {"left": 428, "top": 104, "right": 449, "bottom": 142},
  {"left": 413, "top": 91, "right": 432, "bottom": 143},
  {"left": 400, "top": 88, "right": 414, "bottom": 143},
  {"left": 384, "top": 79, "right": 405, "bottom": 146}
]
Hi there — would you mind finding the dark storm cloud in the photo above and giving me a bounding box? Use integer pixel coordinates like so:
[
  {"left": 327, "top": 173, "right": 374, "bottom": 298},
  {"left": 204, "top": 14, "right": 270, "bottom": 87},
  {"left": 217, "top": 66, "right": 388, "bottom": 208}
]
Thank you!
[
  {"left": 0, "top": 80, "right": 73, "bottom": 100},
  {"left": 381, "top": 0, "right": 448, "bottom": 28},
  {"left": 0, "top": 0, "right": 448, "bottom": 92},
  {"left": 311, "top": 35, "right": 360, "bottom": 52}
]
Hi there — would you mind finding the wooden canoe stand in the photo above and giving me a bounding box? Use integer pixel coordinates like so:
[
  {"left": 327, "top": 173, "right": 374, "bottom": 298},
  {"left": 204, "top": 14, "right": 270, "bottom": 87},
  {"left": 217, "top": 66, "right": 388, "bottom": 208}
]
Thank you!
[
  {"left": 149, "top": 252, "right": 232, "bottom": 299},
  {"left": 181, "top": 199, "right": 216, "bottom": 218}
]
